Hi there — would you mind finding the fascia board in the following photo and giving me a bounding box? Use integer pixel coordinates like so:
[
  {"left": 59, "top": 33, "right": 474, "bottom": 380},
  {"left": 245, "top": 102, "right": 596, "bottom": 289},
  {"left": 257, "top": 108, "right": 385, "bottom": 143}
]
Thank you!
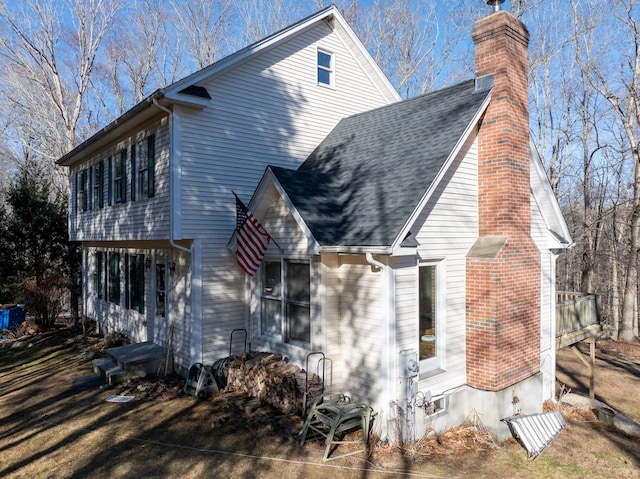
[
  {"left": 166, "top": 6, "right": 341, "bottom": 94},
  {"left": 318, "top": 245, "right": 393, "bottom": 254},
  {"left": 330, "top": 11, "right": 401, "bottom": 103},
  {"left": 250, "top": 168, "right": 321, "bottom": 255},
  {"left": 163, "top": 91, "right": 211, "bottom": 108},
  {"left": 391, "top": 92, "right": 492, "bottom": 254},
  {"left": 530, "top": 138, "right": 572, "bottom": 247},
  {"left": 59, "top": 7, "right": 340, "bottom": 167},
  {"left": 56, "top": 90, "right": 166, "bottom": 167}
]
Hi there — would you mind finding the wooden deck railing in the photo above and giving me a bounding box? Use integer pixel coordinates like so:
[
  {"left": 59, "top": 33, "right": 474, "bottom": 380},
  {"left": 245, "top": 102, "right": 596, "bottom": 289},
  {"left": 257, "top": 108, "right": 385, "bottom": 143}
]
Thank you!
[{"left": 556, "top": 292, "right": 601, "bottom": 344}]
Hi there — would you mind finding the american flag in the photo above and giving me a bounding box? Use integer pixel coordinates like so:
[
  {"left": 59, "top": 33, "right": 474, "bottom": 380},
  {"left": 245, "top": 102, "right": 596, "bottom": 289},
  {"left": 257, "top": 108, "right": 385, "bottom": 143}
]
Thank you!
[{"left": 235, "top": 194, "right": 271, "bottom": 276}]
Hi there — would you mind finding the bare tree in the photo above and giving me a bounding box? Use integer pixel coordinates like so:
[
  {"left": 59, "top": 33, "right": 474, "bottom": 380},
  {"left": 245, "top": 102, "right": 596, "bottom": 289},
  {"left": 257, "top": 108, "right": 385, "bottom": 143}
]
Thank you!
[
  {"left": 0, "top": 0, "right": 122, "bottom": 158},
  {"left": 234, "top": 0, "right": 307, "bottom": 46},
  {"left": 572, "top": 0, "right": 640, "bottom": 342},
  {"left": 95, "top": 0, "right": 179, "bottom": 117},
  {"left": 349, "top": 0, "right": 463, "bottom": 97},
  {"left": 171, "top": 0, "right": 234, "bottom": 70}
]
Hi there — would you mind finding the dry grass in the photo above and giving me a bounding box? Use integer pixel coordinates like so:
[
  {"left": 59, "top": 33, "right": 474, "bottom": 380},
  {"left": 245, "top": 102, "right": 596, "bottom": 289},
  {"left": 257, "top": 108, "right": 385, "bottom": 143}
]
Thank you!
[{"left": 1, "top": 326, "right": 640, "bottom": 478}]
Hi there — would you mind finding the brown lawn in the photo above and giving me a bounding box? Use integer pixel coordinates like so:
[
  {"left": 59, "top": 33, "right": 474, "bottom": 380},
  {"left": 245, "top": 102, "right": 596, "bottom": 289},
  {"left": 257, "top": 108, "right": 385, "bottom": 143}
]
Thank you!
[{"left": 0, "top": 326, "right": 639, "bottom": 479}]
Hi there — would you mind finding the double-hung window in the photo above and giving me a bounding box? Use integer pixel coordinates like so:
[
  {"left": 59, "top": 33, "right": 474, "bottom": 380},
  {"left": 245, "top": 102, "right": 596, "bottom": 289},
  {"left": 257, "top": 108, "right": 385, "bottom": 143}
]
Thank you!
[
  {"left": 114, "top": 149, "right": 127, "bottom": 203},
  {"left": 78, "top": 169, "right": 88, "bottom": 212},
  {"left": 261, "top": 259, "right": 310, "bottom": 345},
  {"left": 317, "top": 49, "right": 333, "bottom": 87},
  {"left": 138, "top": 134, "right": 155, "bottom": 199},
  {"left": 93, "top": 161, "right": 104, "bottom": 208}
]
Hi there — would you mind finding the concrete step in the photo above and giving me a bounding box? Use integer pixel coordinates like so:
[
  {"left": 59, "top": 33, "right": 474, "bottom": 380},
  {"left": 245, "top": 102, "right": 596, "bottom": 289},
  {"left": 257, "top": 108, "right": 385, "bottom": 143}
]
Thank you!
[
  {"left": 106, "top": 341, "right": 167, "bottom": 378},
  {"left": 93, "top": 357, "right": 126, "bottom": 386}
]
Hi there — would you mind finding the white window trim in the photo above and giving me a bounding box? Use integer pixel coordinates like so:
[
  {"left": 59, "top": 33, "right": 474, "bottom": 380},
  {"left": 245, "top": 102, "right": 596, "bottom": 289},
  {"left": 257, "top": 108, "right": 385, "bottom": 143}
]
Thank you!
[
  {"left": 258, "top": 257, "right": 311, "bottom": 347},
  {"left": 317, "top": 48, "right": 335, "bottom": 89},
  {"left": 418, "top": 259, "right": 446, "bottom": 374}
]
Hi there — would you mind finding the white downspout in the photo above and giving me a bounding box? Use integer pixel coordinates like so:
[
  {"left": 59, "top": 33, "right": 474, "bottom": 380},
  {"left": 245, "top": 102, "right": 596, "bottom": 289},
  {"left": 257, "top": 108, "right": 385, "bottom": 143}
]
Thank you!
[
  {"left": 152, "top": 99, "right": 192, "bottom": 256},
  {"left": 152, "top": 99, "right": 202, "bottom": 365},
  {"left": 366, "top": 252, "right": 394, "bottom": 443},
  {"left": 365, "top": 252, "right": 384, "bottom": 271}
]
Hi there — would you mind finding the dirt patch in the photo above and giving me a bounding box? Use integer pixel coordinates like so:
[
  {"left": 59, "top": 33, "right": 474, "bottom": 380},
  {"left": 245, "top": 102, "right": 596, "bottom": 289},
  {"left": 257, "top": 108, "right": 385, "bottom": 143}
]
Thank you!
[
  {"left": 2, "top": 329, "right": 640, "bottom": 478},
  {"left": 556, "top": 338, "right": 640, "bottom": 423}
]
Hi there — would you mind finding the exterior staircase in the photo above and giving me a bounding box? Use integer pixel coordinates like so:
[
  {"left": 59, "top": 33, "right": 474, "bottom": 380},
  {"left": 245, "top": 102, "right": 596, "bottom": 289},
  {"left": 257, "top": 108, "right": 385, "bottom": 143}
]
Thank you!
[{"left": 93, "top": 341, "right": 167, "bottom": 385}]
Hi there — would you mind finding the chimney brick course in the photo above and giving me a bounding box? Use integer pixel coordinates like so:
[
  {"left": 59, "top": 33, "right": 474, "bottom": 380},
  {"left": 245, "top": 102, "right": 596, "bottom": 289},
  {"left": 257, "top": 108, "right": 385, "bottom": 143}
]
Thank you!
[{"left": 466, "top": 11, "right": 541, "bottom": 391}]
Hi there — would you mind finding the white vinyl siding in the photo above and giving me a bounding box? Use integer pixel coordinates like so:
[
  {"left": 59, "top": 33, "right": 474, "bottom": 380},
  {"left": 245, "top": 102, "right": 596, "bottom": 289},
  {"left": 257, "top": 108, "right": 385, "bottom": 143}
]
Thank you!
[
  {"left": 69, "top": 117, "right": 169, "bottom": 242},
  {"left": 179, "top": 21, "right": 393, "bottom": 239},
  {"left": 72, "top": 18, "right": 397, "bottom": 371},
  {"left": 245, "top": 192, "right": 318, "bottom": 364},
  {"left": 84, "top": 245, "right": 191, "bottom": 368},
  {"left": 531, "top": 190, "right": 556, "bottom": 400},
  {"left": 179, "top": 21, "right": 394, "bottom": 363},
  {"left": 396, "top": 133, "right": 478, "bottom": 394},
  {"left": 334, "top": 256, "right": 384, "bottom": 402}
]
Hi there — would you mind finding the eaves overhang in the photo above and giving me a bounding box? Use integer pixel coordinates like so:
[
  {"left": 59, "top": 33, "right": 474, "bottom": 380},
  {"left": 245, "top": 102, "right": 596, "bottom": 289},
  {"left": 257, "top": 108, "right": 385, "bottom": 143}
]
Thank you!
[
  {"left": 56, "top": 90, "right": 166, "bottom": 167},
  {"left": 56, "top": 86, "right": 211, "bottom": 168}
]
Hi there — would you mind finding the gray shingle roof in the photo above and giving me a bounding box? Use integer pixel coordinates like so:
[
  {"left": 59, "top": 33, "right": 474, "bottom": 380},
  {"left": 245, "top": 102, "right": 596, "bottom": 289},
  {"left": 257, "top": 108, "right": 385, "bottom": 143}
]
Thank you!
[{"left": 271, "top": 79, "right": 490, "bottom": 248}]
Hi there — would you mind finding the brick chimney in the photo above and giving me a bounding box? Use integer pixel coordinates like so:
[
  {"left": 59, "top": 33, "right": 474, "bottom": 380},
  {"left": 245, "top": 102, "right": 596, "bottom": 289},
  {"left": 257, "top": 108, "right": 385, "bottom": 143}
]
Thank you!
[{"left": 466, "top": 10, "right": 541, "bottom": 391}]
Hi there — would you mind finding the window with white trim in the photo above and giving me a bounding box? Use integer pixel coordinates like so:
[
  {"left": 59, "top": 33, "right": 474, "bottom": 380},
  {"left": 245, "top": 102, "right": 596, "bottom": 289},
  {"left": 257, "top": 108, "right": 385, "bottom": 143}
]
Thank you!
[
  {"left": 317, "top": 49, "right": 333, "bottom": 87},
  {"left": 418, "top": 261, "right": 444, "bottom": 370},
  {"left": 261, "top": 259, "right": 310, "bottom": 345},
  {"left": 94, "top": 161, "right": 104, "bottom": 208},
  {"left": 114, "top": 149, "right": 127, "bottom": 203},
  {"left": 93, "top": 251, "right": 105, "bottom": 299}
]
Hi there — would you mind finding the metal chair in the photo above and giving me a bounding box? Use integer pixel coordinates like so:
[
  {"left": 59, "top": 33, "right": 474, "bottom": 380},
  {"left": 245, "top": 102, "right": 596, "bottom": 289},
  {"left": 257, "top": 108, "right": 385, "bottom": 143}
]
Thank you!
[{"left": 299, "top": 393, "right": 372, "bottom": 461}]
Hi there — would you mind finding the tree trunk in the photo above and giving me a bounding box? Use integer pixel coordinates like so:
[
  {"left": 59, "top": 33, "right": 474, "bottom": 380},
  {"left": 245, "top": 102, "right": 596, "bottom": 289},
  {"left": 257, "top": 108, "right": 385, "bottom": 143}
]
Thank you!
[{"left": 619, "top": 156, "right": 640, "bottom": 342}]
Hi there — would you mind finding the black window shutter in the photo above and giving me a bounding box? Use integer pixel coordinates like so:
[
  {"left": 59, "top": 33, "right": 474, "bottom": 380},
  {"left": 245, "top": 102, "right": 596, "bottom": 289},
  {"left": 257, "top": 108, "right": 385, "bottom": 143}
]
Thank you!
[
  {"left": 74, "top": 172, "right": 78, "bottom": 213},
  {"left": 99, "top": 160, "right": 105, "bottom": 208},
  {"left": 108, "top": 156, "right": 113, "bottom": 205},
  {"left": 120, "top": 149, "right": 127, "bottom": 203},
  {"left": 125, "top": 254, "right": 130, "bottom": 309},
  {"left": 138, "top": 254, "right": 145, "bottom": 314},
  {"left": 148, "top": 134, "right": 155, "bottom": 197},
  {"left": 131, "top": 144, "right": 136, "bottom": 201},
  {"left": 103, "top": 252, "right": 108, "bottom": 299},
  {"left": 81, "top": 169, "right": 88, "bottom": 211},
  {"left": 88, "top": 165, "right": 93, "bottom": 210}
]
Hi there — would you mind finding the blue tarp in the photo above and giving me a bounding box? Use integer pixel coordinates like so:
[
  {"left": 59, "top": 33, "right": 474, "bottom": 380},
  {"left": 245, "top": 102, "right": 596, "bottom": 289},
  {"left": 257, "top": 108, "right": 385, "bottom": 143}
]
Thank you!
[{"left": 0, "top": 306, "right": 25, "bottom": 330}]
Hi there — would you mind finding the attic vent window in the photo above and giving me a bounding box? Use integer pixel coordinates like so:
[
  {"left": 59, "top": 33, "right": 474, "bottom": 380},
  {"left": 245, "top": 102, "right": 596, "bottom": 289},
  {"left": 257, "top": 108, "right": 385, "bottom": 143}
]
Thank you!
[{"left": 317, "top": 49, "right": 333, "bottom": 87}]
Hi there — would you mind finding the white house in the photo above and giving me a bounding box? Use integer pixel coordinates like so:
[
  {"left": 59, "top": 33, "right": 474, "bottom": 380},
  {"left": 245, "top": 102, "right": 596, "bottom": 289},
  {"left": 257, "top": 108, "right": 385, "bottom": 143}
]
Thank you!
[
  {"left": 57, "top": 5, "right": 399, "bottom": 370},
  {"left": 234, "top": 9, "right": 571, "bottom": 442},
  {"left": 58, "top": 6, "right": 570, "bottom": 443}
]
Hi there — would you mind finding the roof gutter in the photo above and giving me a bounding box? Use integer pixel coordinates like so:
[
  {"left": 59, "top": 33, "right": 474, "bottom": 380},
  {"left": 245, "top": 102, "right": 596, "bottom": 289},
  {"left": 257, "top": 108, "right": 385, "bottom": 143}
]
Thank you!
[
  {"left": 319, "top": 245, "right": 393, "bottom": 255},
  {"left": 57, "top": 90, "right": 165, "bottom": 166},
  {"left": 152, "top": 99, "right": 192, "bottom": 256}
]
